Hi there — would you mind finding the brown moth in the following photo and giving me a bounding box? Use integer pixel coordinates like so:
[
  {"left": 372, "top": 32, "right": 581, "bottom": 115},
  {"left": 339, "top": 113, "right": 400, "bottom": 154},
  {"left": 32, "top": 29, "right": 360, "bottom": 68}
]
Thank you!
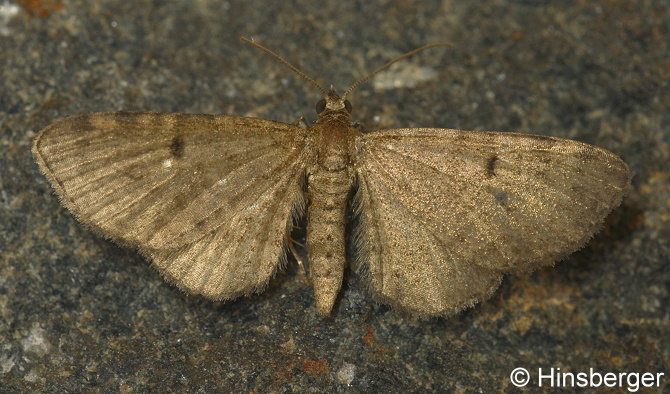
[{"left": 32, "top": 38, "right": 631, "bottom": 317}]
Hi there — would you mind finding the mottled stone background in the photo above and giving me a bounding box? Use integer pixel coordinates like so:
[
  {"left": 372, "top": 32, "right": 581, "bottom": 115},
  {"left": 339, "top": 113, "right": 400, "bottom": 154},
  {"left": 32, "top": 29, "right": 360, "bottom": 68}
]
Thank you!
[{"left": 1, "top": 0, "right": 668, "bottom": 391}]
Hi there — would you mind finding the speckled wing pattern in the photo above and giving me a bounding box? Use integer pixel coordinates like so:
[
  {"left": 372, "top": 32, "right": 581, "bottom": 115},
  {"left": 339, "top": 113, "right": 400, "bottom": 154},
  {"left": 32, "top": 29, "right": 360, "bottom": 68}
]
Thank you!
[
  {"left": 33, "top": 112, "right": 308, "bottom": 299},
  {"left": 354, "top": 128, "right": 631, "bottom": 317}
]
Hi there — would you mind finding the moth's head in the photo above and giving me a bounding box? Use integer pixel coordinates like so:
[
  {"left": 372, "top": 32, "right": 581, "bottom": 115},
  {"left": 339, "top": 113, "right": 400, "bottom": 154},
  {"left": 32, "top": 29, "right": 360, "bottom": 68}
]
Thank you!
[{"left": 315, "top": 86, "right": 352, "bottom": 116}]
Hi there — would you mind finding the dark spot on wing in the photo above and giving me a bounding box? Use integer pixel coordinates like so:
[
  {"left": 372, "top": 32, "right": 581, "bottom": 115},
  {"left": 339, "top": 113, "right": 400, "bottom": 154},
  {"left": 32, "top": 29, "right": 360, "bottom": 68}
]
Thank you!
[
  {"left": 68, "top": 113, "right": 94, "bottom": 133},
  {"left": 494, "top": 190, "right": 509, "bottom": 206},
  {"left": 169, "top": 135, "right": 185, "bottom": 158},
  {"left": 531, "top": 134, "right": 555, "bottom": 142},
  {"left": 485, "top": 155, "right": 498, "bottom": 178},
  {"left": 112, "top": 111, "right": 137, "bottom": 127}
]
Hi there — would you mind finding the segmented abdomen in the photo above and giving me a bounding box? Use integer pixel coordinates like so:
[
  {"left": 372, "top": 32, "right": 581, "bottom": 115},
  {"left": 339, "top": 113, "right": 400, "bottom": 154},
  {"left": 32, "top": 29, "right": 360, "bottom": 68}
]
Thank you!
[{"left": 307, "top": 168, "right": 353, "bottom": 315}]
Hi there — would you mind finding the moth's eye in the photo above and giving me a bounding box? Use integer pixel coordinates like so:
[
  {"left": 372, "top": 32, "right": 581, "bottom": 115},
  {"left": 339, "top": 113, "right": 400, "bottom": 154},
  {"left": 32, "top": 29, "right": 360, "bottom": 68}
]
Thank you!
[
  {"left": 344, "top": 100, "right": 352, "bottom": 114},
  {"left": 316, "top": 99, "right": 327, "bottom": 114}
]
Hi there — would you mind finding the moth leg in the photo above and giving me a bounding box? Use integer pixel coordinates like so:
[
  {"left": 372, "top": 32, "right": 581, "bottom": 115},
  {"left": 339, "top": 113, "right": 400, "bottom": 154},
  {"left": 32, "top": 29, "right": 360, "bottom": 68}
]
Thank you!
[
  {"left": 293, "top": 116, "right": 309, "bottom": 130},
  {"left": 285, "top": 229, "right": 311, "bottom": 287}
]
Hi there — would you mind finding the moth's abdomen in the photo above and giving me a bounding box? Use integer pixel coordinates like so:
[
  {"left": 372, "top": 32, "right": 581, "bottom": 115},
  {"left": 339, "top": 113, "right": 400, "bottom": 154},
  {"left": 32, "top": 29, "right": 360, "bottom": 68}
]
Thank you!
[{"left": 307, "top": 168, "right": 353, "bottom": 315}]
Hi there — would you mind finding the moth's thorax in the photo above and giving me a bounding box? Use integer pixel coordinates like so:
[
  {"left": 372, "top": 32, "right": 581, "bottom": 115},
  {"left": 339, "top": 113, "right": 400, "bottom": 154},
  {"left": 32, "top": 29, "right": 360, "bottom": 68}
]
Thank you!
[
  {"left": 315, "top": 109, "right": 351, "bottom": 125},
  {"left": 309, "top": 111, "right": 358, "bottom": 172}
]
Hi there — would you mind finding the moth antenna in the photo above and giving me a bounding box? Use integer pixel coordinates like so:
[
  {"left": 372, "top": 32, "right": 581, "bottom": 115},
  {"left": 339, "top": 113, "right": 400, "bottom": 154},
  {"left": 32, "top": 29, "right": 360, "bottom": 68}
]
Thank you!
[
  {"left": 341, "top": 43, "right": 453, "bottom": 100},
  {"left": 241, "top": 37, "right": 329, "bottom": 97}
]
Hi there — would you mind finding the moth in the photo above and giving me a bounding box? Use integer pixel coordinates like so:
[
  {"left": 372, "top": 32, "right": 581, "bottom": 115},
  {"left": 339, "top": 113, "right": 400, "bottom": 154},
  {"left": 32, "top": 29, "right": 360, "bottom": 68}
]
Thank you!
[{"left": 33, "top": 38, "right": 631, "bottom": 317}]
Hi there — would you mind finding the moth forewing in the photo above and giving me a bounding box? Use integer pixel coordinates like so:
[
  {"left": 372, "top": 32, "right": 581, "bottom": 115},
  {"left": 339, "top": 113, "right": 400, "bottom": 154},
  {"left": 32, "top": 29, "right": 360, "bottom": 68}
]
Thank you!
[
  {"left": 353, "top": 128, "right": 630, "bottom": 316},
  {"left": 33, "top": 112, "right": 310, "bottom": 300}
]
